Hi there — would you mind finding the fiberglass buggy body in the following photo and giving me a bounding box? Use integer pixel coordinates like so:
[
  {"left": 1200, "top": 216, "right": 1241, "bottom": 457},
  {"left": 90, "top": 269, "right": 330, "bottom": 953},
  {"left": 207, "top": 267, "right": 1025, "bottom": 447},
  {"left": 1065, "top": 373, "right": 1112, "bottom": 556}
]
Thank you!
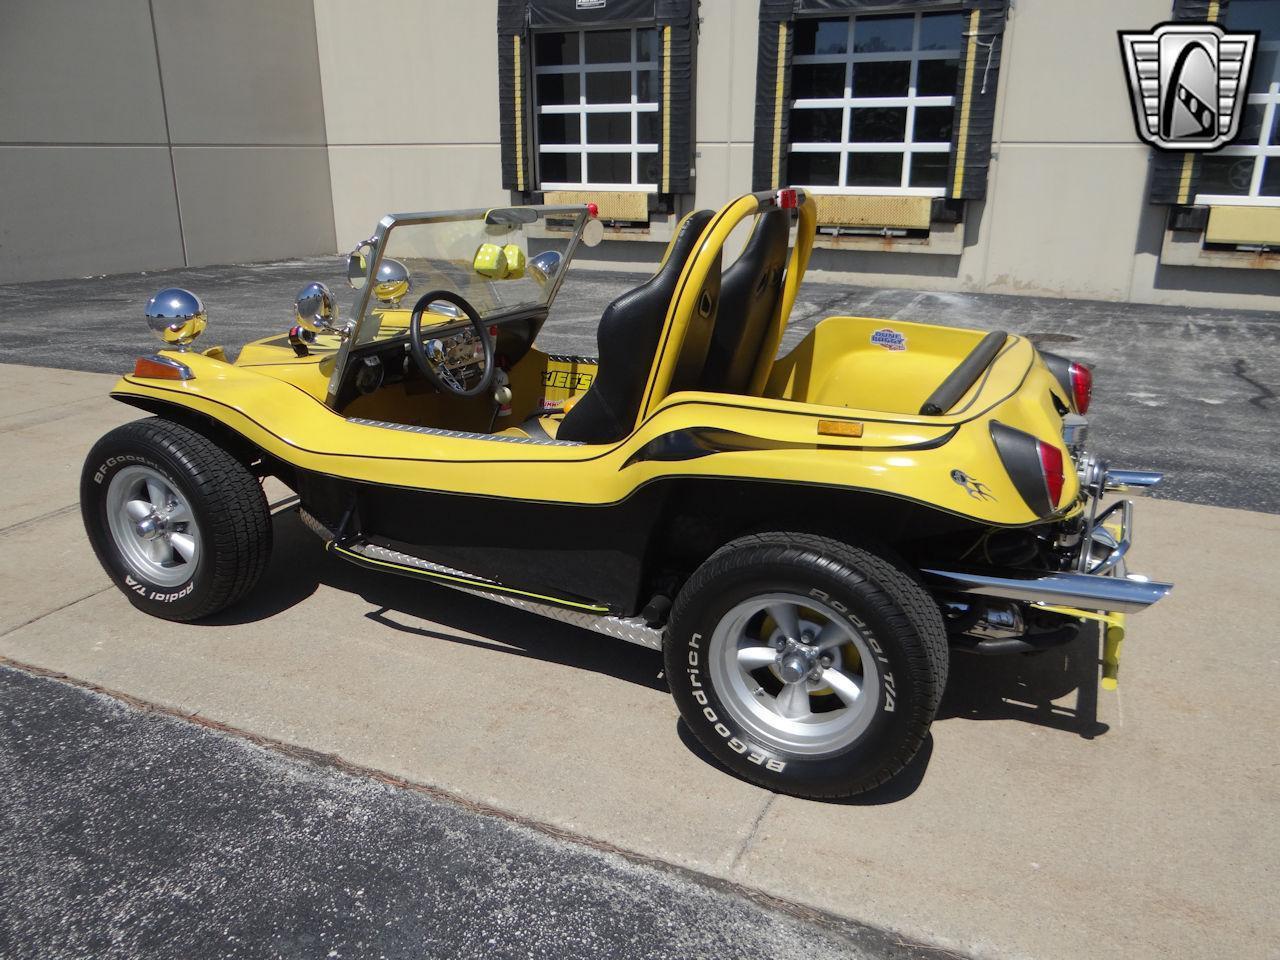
[{"left": 81, "top": 189, "right": 1171, "bottom": 798}]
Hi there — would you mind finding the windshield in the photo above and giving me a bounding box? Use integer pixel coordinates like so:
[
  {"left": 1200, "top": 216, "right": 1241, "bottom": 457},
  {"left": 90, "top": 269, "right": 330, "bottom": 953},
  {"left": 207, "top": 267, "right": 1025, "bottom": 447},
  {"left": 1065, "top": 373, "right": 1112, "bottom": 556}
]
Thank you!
[{"left": 351, "top": 206, "right": 590, "bottom": 347}]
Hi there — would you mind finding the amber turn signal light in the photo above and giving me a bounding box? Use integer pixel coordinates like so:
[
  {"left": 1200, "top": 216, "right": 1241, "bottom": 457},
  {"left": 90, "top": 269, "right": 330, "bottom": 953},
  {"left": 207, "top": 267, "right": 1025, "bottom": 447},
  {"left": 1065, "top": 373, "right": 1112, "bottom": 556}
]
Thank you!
[
  {"left": 133, "top": 356, "right": 194, "bottom": 381},
  {"left": 817, "top": 419, "right": 864, "bottom": 438}
]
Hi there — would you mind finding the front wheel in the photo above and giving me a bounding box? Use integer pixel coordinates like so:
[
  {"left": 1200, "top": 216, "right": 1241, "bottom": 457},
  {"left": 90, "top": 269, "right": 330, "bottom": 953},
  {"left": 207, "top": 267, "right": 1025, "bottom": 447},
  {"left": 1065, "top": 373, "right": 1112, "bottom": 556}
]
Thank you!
[
  {"left": 81, "top": 417, "right": 272, "bottom": 621},
  {"left": 665, "top": 532, "right": 948, "bottom": 799}
]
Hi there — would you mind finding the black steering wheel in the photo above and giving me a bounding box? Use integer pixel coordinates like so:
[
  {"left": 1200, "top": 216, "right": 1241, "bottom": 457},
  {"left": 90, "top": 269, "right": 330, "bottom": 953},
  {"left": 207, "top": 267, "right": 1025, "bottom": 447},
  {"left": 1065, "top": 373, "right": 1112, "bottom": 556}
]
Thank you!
[{"left": 407, "top": 290, "right": 496, "bottom": 399}]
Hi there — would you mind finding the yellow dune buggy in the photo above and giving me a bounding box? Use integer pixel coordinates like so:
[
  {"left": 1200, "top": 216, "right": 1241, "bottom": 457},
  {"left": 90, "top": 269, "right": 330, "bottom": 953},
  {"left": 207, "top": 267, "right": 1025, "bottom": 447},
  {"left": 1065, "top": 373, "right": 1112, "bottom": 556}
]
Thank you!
[{"left": 81, "top": 189, "right": 1171, "bottom": 798}]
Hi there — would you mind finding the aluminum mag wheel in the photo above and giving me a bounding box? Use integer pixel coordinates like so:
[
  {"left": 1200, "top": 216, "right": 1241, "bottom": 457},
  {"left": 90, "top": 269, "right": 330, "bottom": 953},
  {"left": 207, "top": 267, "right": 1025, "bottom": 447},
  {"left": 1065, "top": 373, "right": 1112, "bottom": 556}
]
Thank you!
[
  {"left": 709, "top": 592, "right": 880, "bottom": 756},
  {"left": 105, "top": 465, "right": 201, "bottom": 587},
  {"left": 81, "top": 417, "right": 272, "bottom": 621},
  {"left": 665, "top": 532, "right": 949, "bottom": 799}
]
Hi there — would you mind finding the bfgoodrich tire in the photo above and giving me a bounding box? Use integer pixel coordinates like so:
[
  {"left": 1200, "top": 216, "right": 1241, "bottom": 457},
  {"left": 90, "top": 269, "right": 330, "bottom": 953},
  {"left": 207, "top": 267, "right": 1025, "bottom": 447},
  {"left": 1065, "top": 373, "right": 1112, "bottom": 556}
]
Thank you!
[
  {"left": 665, "top": 532, "right": 948, "bottom": 799},
  {"left": 81, "top": 417, "right": 271, "bottom": 622}
]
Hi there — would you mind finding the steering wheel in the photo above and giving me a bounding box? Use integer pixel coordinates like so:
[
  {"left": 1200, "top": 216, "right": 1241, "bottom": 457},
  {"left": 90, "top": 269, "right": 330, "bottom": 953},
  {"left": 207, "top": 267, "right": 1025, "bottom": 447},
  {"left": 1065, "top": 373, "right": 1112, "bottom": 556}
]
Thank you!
[{"left": 407, "top": 290, "right": 496, "bottom": 399}]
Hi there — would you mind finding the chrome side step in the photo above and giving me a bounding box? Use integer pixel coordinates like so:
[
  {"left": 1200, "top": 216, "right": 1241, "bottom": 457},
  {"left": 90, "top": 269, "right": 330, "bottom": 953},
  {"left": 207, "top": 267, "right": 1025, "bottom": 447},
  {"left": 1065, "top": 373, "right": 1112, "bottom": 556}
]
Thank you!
[
  {"left": 921, "top": 567, "right": 1172, "bottom": 614},
  {"left": 299, "top": 508, "right": 664, "bottom": 650}
]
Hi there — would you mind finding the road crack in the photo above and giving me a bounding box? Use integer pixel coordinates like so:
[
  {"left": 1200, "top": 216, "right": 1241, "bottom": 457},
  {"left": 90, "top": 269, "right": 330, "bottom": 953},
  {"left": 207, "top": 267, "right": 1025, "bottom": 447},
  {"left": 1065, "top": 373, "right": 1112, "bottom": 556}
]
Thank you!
[
  {"left": 1232, "top": 358, "right": 1277, "bottom": 409},
  {"left": 730, "top": 793, "right": 777, "bottom": 871}
]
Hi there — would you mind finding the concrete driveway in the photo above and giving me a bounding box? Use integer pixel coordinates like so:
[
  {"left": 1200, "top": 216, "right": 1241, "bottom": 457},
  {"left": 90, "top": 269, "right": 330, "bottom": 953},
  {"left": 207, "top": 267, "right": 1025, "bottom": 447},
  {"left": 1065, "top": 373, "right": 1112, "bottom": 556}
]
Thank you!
[{"left": 1, "top": 360, "right": 1277, "bottom": 960}]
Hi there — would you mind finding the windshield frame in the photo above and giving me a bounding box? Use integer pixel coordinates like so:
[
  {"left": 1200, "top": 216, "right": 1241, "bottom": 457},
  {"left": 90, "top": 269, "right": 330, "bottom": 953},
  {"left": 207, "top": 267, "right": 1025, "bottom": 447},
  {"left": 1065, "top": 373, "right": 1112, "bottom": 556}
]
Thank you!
[{"left": 326, "top": 203, "right": 593, "bottom": 405}]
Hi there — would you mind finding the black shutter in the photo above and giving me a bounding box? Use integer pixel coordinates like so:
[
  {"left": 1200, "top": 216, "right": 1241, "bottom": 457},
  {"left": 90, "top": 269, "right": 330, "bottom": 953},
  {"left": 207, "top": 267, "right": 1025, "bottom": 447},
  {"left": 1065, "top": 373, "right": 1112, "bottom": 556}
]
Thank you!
[
  {"left": 1148, "top": 0, "right": 1231, "bottom": 204},
  {"left": 752, "top": 0, "right": 795, "bottom": 191},
  {"left": 498, "top": 0, "right": 531, "bottom": 192},
  {"left": 947, "top": 0, "right": 1009, "bottom": 199},
  {"left": 657, "top": 0, "right": 696, "bottom": 194}
]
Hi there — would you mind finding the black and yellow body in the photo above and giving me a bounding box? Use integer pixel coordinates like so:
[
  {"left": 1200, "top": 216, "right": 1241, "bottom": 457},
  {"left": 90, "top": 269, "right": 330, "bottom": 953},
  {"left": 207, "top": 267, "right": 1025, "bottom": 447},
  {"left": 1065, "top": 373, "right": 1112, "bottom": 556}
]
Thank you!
[{"left": 83, "top": 190, "right": 1171, "bottom": 798}]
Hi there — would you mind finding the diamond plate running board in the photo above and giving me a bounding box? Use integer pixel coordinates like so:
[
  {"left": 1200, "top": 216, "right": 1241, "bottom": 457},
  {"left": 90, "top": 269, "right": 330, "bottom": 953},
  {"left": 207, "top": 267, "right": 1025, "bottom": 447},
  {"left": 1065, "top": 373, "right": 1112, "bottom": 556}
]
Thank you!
[{"left": 299, "top": 508, "right": 664, "bottom": 651}]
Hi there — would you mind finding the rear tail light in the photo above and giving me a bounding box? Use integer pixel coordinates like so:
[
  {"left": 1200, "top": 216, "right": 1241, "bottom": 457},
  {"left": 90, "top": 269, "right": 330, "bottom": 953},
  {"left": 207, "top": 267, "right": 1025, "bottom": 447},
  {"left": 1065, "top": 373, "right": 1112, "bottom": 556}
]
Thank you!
[
  {"left": 777, "top": 188, "right": 798, "bottom": 209},
  {"left": 990, "top": 422, "right": 1068, "bottom": 516},
  {"left": 1037, "top": 438, "right": 1065, "bottom": 507},
  {"left": 1068, "top": 362, "right": 1092, "bottom": 415},
  {"left": 586, "top": 202, "right": 599, "bottom": 218},
  {"left": 1040, "top": 352, "right": 1092, "bottom": 415}
]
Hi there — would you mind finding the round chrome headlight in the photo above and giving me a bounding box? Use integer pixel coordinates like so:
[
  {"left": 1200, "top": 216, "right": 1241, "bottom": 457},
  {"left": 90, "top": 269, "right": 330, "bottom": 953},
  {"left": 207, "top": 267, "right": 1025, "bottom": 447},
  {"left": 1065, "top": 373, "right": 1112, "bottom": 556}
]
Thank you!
[
  {"left": 294, "top": 281, "right": 337, "bottom": 334},
  {"left": 528, "top": 250, "right": 563, "bottom": 286},
  {"left": 372, "top": 257, "right": 411, "bottom": 305},
  {"left": 145, "top": 288, "right": 206, "bottom": 350}
]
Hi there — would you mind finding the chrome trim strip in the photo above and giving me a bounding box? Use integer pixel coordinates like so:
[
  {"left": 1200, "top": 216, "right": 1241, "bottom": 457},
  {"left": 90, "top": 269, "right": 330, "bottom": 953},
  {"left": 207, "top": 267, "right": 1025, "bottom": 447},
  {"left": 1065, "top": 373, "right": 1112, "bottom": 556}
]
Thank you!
[
  {"left": 921, "top": 567, "right": 1173, "bottom": 614},
  {"left": 346, "top": 417, "right": 583, "bottom": 446},
  {"left": 298, "top": 508, "right": 664, "bottom": 650}
]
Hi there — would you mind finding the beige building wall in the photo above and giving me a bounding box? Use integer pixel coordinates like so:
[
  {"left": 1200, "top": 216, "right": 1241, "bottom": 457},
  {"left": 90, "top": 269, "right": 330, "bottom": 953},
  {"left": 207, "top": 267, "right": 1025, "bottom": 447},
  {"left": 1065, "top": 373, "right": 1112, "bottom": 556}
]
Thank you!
[
  {"left": 313, "top": 0, "right": 506, "bottom": 251},
  {"left": 3, "top": 0, "right": 1275, "bottom": 310},
  {"left": 0, "top": 0, "right": 336, "bottom": 284}
]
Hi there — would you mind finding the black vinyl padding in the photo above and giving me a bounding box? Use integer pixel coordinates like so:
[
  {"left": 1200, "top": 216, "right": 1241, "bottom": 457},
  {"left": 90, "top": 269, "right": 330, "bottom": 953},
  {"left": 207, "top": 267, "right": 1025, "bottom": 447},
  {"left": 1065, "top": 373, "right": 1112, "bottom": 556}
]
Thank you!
[
  {"left": 918, "top": 329, "right": 1008, "bottom": 416},
  {"left": 700, "top": 208, "right": 790, "bottom": 395},
  {"left": 558, "top": 210, "right": 715, "bottom": 444}
]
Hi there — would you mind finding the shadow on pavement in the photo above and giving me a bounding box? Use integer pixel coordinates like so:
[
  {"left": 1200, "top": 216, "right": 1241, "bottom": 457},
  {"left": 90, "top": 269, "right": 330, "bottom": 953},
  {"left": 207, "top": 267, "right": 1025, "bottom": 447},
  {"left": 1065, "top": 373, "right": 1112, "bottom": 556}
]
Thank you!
[
  {"left": 938, "top": 627, "right": 1108, "bottom": 740},
  {"left": 205, "top": 508, "right": 666, "bottom": 692},
  {"left": 209, "top": 509, "right": 1107, "bottom": 799}
]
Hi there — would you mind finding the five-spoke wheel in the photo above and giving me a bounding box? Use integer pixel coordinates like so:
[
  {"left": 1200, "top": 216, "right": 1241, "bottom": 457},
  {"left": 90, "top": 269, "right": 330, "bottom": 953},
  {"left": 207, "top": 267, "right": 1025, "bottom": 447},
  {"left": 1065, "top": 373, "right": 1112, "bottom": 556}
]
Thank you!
[
  {"left": 82, "top": 417, "right": 272, "bottom": 621},
  {"left": 105, "top": 465, "right": 201, "bottom": 587},
  {"left": 710, "top": 592, "right": 880, "bottom": 755},
  {"left": 665, "top": 532, "right": 948, "bottom": 799}
]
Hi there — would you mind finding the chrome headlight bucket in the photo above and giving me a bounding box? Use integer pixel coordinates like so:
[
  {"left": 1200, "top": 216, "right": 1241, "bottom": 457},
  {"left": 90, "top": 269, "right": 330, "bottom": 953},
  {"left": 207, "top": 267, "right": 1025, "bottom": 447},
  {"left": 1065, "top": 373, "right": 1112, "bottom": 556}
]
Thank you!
[
  {"left": 145, "top": 288, "right": 206, "bottom": 350},
  {"left": 372, "top": 257, "right": 411, "bottom": 305},
  {"left": 294, "top": 281, "right": 340, "bottom": 334}
]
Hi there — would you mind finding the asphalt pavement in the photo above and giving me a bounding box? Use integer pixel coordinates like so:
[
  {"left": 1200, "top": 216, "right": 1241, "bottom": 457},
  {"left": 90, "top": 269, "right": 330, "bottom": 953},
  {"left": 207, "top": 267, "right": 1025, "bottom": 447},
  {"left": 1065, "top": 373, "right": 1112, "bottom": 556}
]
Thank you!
[
  {"left": 0, "top": 255, "right": 1276, "bottom": 511},
  {"left": 0, "top": 665, "right": 951, "bottom": 960}
]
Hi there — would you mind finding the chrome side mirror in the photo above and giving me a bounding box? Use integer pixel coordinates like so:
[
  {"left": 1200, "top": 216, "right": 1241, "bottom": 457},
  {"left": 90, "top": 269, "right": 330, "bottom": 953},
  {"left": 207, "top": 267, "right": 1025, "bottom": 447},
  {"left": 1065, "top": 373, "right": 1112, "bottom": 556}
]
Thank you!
[
  {"left": 294, "top": 282, "right": 340, "bottom": 334},
  {"left": 346, "top": 239, "right": 375, "bottom": 290},
  {"left": 528, "top": 250, "right": 564, "bottom": 286},
  {"left": 372, "top": 257, "right": 411, "bottom": 305},
  {"left": 581, "top": 218, "right": 604, "bottom": 248},
  {"left": 145, "top": 287, "right": 206, "bottom": 351}
]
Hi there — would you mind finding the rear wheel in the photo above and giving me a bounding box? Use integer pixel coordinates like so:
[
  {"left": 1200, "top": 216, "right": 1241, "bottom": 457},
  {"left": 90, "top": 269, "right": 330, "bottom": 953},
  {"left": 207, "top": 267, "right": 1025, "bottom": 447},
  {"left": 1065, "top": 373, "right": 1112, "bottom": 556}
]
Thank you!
[
  {"left": 665, "top": 532, "right": 948, "bottom": 799},
  {"left": 81, "top": 417, "right": 271, "bottom": 621}
]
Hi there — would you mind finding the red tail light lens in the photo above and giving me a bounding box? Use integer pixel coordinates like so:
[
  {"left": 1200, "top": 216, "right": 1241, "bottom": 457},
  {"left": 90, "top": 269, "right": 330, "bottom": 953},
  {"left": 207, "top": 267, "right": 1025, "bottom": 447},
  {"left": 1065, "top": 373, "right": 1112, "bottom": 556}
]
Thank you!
[
  {"left": 1037, "top": 440, "right": 1065, "bottom": 507},
  {"left": 586, "top": 202, "right": 599, "bottom": 218},
  {"left": 777, "top": 188, "right": 798, "bottom": 208},
  {"left": 1068, "top": 362, "right": 1092, "bottom": 415}
]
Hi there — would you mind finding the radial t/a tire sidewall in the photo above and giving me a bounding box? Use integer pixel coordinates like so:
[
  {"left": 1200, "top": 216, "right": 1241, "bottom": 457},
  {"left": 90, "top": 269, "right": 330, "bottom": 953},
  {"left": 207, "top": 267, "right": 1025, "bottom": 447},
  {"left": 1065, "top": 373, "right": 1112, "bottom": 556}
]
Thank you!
[
  {"left": 668, "top": 557, "right": 933, "bottom": 796},
  {"left": 81, "top": 441, "right": 213, "bottom": 622}
]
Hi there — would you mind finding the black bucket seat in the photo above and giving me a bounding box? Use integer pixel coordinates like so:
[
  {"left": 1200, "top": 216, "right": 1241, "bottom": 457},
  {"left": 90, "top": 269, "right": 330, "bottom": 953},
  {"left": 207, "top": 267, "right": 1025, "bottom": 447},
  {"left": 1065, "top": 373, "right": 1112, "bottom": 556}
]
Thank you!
[{"left": 558, "top": 209, "right": 715, "bottom": 444}]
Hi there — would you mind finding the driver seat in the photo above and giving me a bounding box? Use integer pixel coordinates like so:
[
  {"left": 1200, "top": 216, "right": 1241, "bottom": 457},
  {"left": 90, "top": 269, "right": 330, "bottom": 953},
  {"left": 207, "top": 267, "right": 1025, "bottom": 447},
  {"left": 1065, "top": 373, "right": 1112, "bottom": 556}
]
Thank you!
[{"left": 555, "top": 209, "right": 715, "bottom": 444}]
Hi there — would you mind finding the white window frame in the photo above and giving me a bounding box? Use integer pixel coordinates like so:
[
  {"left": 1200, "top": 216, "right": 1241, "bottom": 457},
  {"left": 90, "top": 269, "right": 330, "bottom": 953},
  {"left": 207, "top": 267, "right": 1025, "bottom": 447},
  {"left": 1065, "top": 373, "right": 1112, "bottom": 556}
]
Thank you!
[
  {"left": 532, "top": 28, "right": 659, "bottom": 193},
  {"left": 1195, "top": 34, "right": 1280, "bottom": 207},
  {"left": 789, "top": 11, "right": 962, "bottom": 197}
]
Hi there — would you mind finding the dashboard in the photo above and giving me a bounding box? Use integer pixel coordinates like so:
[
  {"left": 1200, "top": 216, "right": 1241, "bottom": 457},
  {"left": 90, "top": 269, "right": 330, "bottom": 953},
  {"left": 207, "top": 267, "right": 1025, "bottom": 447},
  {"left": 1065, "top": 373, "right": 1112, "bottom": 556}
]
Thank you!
[{"left": 332, "top": 307, "right": 546, "bottom": 413}]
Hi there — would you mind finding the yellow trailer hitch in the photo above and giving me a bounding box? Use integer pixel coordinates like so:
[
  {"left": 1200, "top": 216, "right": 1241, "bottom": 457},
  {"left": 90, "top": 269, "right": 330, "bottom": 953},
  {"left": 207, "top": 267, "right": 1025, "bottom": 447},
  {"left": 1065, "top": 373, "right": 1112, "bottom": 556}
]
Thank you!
[{"left": 1035, "top": 604, "right": 1127, "bottom": 689}]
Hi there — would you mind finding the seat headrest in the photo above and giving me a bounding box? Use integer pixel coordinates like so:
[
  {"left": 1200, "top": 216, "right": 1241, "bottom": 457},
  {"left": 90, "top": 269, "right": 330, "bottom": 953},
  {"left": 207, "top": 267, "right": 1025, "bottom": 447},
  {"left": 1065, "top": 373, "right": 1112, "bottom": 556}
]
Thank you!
[{"left": 656, "top": 209, "right": 714, "bottom": 281}]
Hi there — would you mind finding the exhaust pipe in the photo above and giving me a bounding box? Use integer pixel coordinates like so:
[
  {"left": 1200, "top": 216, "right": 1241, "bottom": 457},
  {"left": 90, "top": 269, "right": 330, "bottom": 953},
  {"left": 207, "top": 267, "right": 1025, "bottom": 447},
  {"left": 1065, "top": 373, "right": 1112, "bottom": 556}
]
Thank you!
[
  {"left": 922, "top": 567, "right": 1172, "bottom": 614},
  {"left": 1105, "top": 469, "right": 1163, "bottom": 490}
]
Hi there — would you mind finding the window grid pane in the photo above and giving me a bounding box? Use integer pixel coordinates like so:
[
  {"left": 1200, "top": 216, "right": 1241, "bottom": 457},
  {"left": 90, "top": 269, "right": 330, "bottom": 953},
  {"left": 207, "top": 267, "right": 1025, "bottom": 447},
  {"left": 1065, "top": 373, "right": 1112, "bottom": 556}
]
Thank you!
[
  {"left": 1196, "top": 15, "right": 1280, "bottom": 201},
  {"left": 532, "top": 27, "right": 660, "bottom": 190},
  {"left": 789, "top": 10, "right": 962, "bottom": 195}
]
